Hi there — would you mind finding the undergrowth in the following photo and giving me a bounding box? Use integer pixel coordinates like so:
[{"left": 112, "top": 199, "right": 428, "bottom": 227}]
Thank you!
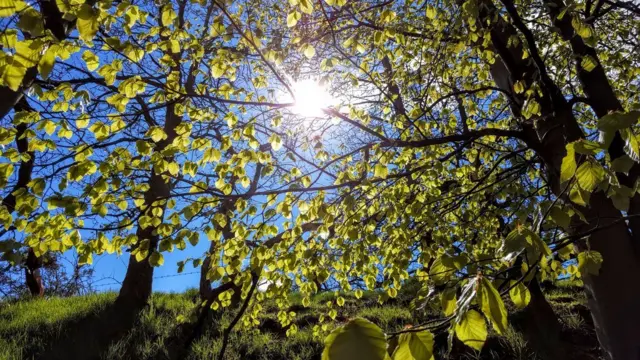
[{"left": 0, "top": 282, "right": 598, "bottom": 360}]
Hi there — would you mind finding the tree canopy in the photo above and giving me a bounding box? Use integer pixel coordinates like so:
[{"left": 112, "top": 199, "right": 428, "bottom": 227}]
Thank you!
[{"left": 1, "top": 0, "right": 640, "bottom": 358}]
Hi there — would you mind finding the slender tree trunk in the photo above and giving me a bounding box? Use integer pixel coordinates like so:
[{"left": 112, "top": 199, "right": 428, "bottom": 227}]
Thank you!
[
  {"left": 199, "top": 200, "right": 235, "bottom": 300},
  {"left": 517, "top": 279, "right": 566, "bottom": 360}
]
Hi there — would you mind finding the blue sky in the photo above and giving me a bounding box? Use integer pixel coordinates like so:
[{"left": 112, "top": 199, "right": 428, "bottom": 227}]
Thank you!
[{"left": 85, "top": 236, "right": 210, "bottom": 293}]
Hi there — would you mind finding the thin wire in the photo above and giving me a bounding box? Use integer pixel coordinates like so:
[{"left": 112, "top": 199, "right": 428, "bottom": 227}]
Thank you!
[{"left": 92, "top": 271, "right": 200, "bottom": 287}]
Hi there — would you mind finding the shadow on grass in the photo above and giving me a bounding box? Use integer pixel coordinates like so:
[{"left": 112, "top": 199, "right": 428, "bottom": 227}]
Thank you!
[{"left": 33, "top": 302, "right": 140, "bottom": 360}]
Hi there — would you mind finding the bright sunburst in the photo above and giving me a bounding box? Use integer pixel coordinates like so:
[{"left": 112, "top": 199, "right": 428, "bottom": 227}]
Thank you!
[{"left": 286, "top": 79, "right": 334, "bottom": 118}]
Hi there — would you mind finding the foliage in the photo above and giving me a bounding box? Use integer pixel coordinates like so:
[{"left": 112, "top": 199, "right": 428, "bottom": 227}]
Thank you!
[
  {"left": 1, "top": 0, "right": 639, "bottom": 357},
  {"left": 0, "top": 285, "right": 598, "bottom": 359}
]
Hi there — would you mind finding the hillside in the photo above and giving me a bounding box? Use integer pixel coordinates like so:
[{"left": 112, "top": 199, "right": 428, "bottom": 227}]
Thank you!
[{"left": 0, "top": 283, "right": 600, "bottom": 360}]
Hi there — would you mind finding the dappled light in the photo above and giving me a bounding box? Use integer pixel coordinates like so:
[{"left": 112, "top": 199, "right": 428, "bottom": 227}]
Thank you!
[{"left": 1, "top": 0, "right": 640, "bottom": 359}]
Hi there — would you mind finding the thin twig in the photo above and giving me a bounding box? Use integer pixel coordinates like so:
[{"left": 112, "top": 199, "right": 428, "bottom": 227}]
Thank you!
[{"left": 216, "top": 273, "right": 259, "bottom": 360}]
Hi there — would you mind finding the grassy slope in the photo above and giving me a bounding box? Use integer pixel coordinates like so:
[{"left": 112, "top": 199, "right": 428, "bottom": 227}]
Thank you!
[{"left": 0, "top": 283, "right": 599, "bottom": 360}]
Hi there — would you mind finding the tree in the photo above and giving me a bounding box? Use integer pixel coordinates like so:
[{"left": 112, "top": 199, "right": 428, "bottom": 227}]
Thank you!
[
  {"left": 284, "top": 0, "right": 640, "bottom": 359},
  {"left": 0, "top": 251, "right": 95, "bottom": 299},
  {"left": 2, "top": 0, "right": 640, "bottom": 359}
]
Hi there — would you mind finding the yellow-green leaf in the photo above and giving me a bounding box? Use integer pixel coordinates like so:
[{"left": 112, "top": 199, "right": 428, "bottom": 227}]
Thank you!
[
  {"left": 149, "top": 251, "right": 164, "bottom": 266},
  {"left": 161, "top": 4, "right": 176, "bottom": 26},
  {"left": 82, "top": 50, "right": 100, "bottom": 71},
  {"left": 441, "top": 287, "right": 457, "bottom": 316},
  {"left": 392, "top": 331, "right": 434, "bottom": 360},
  {"left": 322, "top": 318, "right": 387, "bottom": 360},
  {"left": 38, "top": 46, "right": 57, "bottom": 80},
  {"left": 455, "top": 310, "right": 487, "bottom": 351},
  {"left": 575, "top": 161, "right": 604, "bottom": 192},
  {"left": 581, "top": 55, "right": 597, "bottom": 72},
  {"left": 560, "top": 143, "right": 576, "bottom": 183},
  {"left": 577, "top": 250, "right": 603, "bottom": 276},
  {"left": 374, "top": 164, "right": 388, "bottom": 178},
  {"left": 76, "top": 113, "right": 90, "bottom": 128},
  {"left": 287, "top": 10, "right": 300, "bottom": 27},
  {"left": 478, "top": 277, "right": 508, "bottom": 335},
  {"left": 303, "top": 44, "right": 316, "bottom": 59},
  {"left": 508, "top": 281, "right": 531, "bottom": 309},
  {"left": 77, "top": 4, "right": 99, "bottom": 43}
]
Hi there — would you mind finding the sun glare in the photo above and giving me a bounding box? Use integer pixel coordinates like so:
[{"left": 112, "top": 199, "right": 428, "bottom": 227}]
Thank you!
[{"left": 288, "top": 79, "right": 334, "bottom": 118}]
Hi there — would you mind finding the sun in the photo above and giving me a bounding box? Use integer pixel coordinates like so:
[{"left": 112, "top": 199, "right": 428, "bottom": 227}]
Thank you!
[{"left": 286, "top": 79, "right": 334, "bottom": 118}]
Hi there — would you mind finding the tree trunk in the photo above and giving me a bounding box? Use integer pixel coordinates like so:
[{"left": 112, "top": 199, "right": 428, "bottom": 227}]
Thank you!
[
  {"left": 115, "top": 99, "right": 182, "bottom": 313},
  {"left": 516, "top": 279, "right": 566, "bottom": 360},
  {"left": 115, "top": 4, "right": 185, "bottom": 313},
  {"left": 471, "top": 1, "right": 640, "bottom": 358},
  {"left": 573, "top": 193, "right": 640, "bottom": 360}
]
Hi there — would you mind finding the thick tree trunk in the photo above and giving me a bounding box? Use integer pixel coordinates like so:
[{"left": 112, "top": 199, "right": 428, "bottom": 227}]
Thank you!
[
  {"left": 115, "top": 4, "right": 185, "bottom": 312},
  {"left": 116, "top": 99, "right": 181, "bottom": 313},
  {"left": 573, "top": 193, "right": 640, "bottom": 360},
  {"left": 472, "top": 1, "right": 640, "bottom": 358}
]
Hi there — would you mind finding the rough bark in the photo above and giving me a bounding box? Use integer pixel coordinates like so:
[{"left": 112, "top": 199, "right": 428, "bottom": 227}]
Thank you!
[
  {"left": 543, "top": 0, "right": 640, "bottom": 256},
  {"left": 572, "top": 193, "right": 640, "bottom": 360}
]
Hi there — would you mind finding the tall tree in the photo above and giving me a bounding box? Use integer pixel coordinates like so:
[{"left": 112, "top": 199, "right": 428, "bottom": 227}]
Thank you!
[{"left": 282, "top": 0, "right": 640, "bottom": 358}]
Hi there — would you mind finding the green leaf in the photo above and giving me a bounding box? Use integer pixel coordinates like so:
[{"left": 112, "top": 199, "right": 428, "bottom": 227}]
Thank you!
[
  {"left": 287, "top": 11, "right": 300, "bottom": 27},
  {"left": 82, "top": 50, "right": 100, "bottom": 71},
  {"left": 549, "top": 206, "right": 571, "bottom": 230},
  {"left": 577, "top": 251, "right": 603, "bottom": 276},
  {"left": 77, "top": 4, "right": 99, "bottom": 43},
  {"left": 455, "top": 310, "right": 487, "bottom": 351},
  {"left": 575, "top": 161, "right": 604, "bottom": 192},
  {"left": 38, "top": 46, "right": 57, "bottom": 80},
  {"left": 611, "top": 191, "right": 630, "bottom": 212},
  {"left": 611, "top": 155, "right": 635, "bottom": 173},
  {"left": 560, "top": 143, "right": 576, "bottom": 183},
  {"left": 572, "top": 140, "right": 602, "bottom": 155},
  {"left": 597, "top": 111, "right": 640, "bottom": 132},
  {"left": 161, "top": 4, "right": 176, "bottom": 25},
  {"left": 581, "top": 55, "right": 597, "bottom": 72},
  {"left": 508, "top": 282, "right": 531, "bottom": 309},
  {"left": 392, "top": 331, "right": 434, "bottom": 360},
  {"left": 322, "top": 318, "right": 387, "bottom": 360},
  {"left": 149, "top": 251, "right": 164, "bottom": 266},
  {"left": 478, "top": 277, "right": 508, "bottom": 335},
  {"left": 374, "top": 164, "right": 388, "bottom": 178}
]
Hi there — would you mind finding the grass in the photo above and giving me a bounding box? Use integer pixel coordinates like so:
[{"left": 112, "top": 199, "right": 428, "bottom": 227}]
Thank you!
[
  {"left": 0, "top": 283, "right": 598, "bottom": 360},
  {"left": 0, "top": 293, "right": 116, "bottom": 360}
]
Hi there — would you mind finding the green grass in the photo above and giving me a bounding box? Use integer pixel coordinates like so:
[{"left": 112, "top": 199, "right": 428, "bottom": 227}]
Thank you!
[
  {"left": 0, "top": 284, "right": 598, "bottom": 360},
  {"left": 0, "top": 293, "right": 116, "bottom": 360}
]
